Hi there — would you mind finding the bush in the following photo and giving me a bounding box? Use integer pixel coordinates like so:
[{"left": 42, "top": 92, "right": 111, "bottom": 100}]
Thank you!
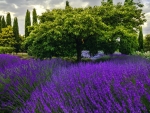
[
  {"left": 0, "top": 55, "right": 71, "bottom": 112},
  {"left": 132, "top": 51, "right": 150, "bottom": 60},
  {"left": 144, "top": 34, "right": 150, "bottom": 51},
  {"left": 0, "top": 46, "right": 15, "bottom": 53}
]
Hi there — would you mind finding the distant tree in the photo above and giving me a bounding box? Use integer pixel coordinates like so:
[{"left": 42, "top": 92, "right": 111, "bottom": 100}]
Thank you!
[
  {"left": 124, "top": 0, "right": 133, "bottom": 5},
  {"left": 0, "top": 16, "right": 2, "bottom": 33},
  {"left": 25, "top": 9, "right": 31, "bottom": 38},
  {"left": 144, "top": 34, "right": 150, "bottom": 51},
  {"left": 107, "top": 0, "right": 113, "bottom": 4},
  {"left": 6, "top": 12, "right": 11, "bottom": 26},
  {"left": 138, "top": 26, "right": 143, "bottom": 51},
  {"left": 65, "top": 0, "right": 70, "bottom": 9},
  {"left": 0, "top": 26, "right": 16, "bottom": 47},
  {"left": 13, "top": 17, "right": 21, "bottom": 53},
  {"left": 32, "top": 8, "right": 37, "bottom": 25},
  {"left": 1, "top": 16, "right": 6, "bottom": 28}
]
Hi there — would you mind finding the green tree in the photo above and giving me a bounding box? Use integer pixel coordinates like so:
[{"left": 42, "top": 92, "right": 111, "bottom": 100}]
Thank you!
[
  {"left": 138, "top": 26, "right": 143, "bottom": 51},
  {"left": 124, "top": 0, "right": 133, "bottom": 5},
  {"left": 99, "top": 0, "right": 146, "bottom": 54},
  {"left": 1, "top": 16, "right": 6, "bottom": 28},
  {"left": 65, "top": 0, "right": 70, "bottom": 9},
  {"left": 6, "top": 12, "right": 11, "bottom": 26},
  {"left": 0, "top": 26, "right": 16, "bottom": 47},
  {"left": 13, "top": 17, "right": 21, "bottom": 53},
  {"left": 144, "top": 34, "right": 150, "bottom": 51},
  {"left": 0, "top": 16, "right": 2, "bottom": 33},
  {"left": 25, "top": 7, "right": 109, "bottom": 61},
  {"left": 107, "top": 0, "right": 113, "bottom": 4},
  {"left": 32, "top": 8, "right": 37, "bottom": 25},
  {"left": 25, "top": 9, "right": 31, "bottom": 38}
]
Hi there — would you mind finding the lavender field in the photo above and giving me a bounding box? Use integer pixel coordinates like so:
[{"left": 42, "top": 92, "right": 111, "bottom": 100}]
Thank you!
[{"left": 0, "top": 54, "right": 150, "bottom": 113}]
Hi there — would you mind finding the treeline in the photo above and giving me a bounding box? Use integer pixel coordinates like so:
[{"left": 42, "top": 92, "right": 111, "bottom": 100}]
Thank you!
[
  {"left": 0, "top": 8, "right": 37, "bottom": 53},
  {"left": 24, "top": 0, "right": 148, "bottom": 61},
  {"left": 1, "top": 0, "right": 150, "bottom": 62}
]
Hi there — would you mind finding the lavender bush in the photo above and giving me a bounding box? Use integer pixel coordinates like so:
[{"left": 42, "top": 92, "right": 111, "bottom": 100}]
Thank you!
[
  {"left": 13, "top": 55, "right": 150, "bottom": 113},
  {"left": 0, "top": 55, "right": 71, "bottom": 112}
]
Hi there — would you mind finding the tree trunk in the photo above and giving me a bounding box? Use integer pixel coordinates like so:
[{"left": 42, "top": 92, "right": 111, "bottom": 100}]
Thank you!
[{"left": 76, "top": 39, "right": 82, "bottom": 62}]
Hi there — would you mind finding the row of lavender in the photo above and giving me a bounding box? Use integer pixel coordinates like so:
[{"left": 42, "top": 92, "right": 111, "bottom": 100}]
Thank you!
[
  {"left": 0, "top": 54, "right": 150, "bottom": 112},
  {"left": 0, "top": 54, "right": 71, "bottom": 112}
]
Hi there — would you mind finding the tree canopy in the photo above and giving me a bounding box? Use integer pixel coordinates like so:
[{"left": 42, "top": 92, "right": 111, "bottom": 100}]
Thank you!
[{"left": 24, "top": 1, "right": 146, "bottom": 61}]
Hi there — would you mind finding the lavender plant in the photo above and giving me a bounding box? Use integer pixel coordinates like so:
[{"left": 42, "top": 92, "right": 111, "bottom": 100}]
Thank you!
[
  {"left": 14, "top": 55, "right": 150, "bottom": 113},
  {"left": 0, "top": 55, "right": 71, "bottom": 112}
]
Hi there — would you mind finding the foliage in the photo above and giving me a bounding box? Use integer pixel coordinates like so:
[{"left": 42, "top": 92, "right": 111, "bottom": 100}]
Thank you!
[
  {"left": 13, "top": 17, "right": 21, "bottom": 53},
  {"left": 144, "top": 34, "right": 150, "bottom": 51},
  {"left": 119, "top": 35, "right": 138, "bottom": 54},
  {"left": 24, "top": 1, "right": 146, "bottom": 61},
  {"left": 6, "top": 12, "right": 11, "bottom": 26},
  {"left": 98, "top": 1, "right": 145, "bottom": 54},
  {"left": 107, "top": 0, "right": 113, "bottom": 4},
  {"left": 25, "top": 6, "right": 109, "bottom": 61},
  {"left": 0, "top": 26, "right": 16, "bottom": 47},
  {"left": 32, "top": 8, "right": 37, "bottom": 25},
  {"left": 25, "top": 10, "right": 31, "bottom": 38},
  {"left": 124, "top": 0, "right": 134, "bottom": 5},
  {"left": 0, "top": 16, "right": 1, "bottom": 33},
  {"left": 0, "top": 46, "right": 15, "bottom": 53},
  {"left": 1, "top": 16, "right": 6, "bottom": 28},
  {"left": 138, "top": 26, "right": 144, "bottom": 51},
  {"left": 94, "top": 55, "right": 111, "bottom": 62},
  {"left": 133, "top": 51, "right": 150, "bottom": 60}
]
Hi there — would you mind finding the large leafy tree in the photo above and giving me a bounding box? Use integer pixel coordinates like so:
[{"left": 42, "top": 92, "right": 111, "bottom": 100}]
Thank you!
[
  {"left": 6, "top": 12, "right": 11, "bottom": 26},
  {"left": 1, "top": 16, "right": 6, "bottom": 28},
  {"left": 138, "top": 26, "right": 143, "bottom": 51},
  {"left": 25, "top": 9, "right": 31, "bottom": 38},
  {"left": 25, "top": 7, "right": 109, "bottom": 61},
  {"left": 99, "top": 1, "right": 146, "bottom": 54},
  {"left": 32, "top": 8, "right": 37, "bottom": 25},
  {"left": 13, "top": 17, "right": 21, "bottom": 53}
]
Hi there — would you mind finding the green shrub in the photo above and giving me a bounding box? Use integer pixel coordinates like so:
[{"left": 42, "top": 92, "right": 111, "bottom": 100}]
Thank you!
[
  {"left": 94, "top": 55, "right": 111, "bottom": 63},
  {"left": 0, "top": 46, "right": 15, "bottom": 54},
  {"left": 132, "top": 51, "right": 150, "bottom": 60}
]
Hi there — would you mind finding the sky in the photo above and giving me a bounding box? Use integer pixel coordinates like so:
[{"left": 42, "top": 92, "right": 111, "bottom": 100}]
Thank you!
[{"left": 0, "top": 0, "right": 149, "bottom": 36}]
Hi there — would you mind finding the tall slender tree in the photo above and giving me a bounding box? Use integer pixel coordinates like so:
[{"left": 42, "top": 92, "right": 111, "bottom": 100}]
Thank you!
[
  {"left": 107, "top": 0, "right": 113, "bottom": 4},
  {"left": 13, "top": 17, "right": 20, "bottom": 53},
  {"left": 6, "top": 12, "right": 11, "bottom": 26},
  {"left": 0, "top": 16, "right": 2, "bottom": 33},
  {"left": 1, "top": 16, "right": 6, "bottom": 28},
  {"left": 25, "top": 9, "right": 31, "bottom": 38},
  {"left": 32, "top": 8, "right": 37, "bottom": 25},
  {"left": 65, "top": 0, "right": 70, "bottom": 9},
  {"left": 124, "top": 0, "right": 133, "bottom": 5},
  {"left": 138, "top": 26, "right": 143, "bottom": 51}
]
